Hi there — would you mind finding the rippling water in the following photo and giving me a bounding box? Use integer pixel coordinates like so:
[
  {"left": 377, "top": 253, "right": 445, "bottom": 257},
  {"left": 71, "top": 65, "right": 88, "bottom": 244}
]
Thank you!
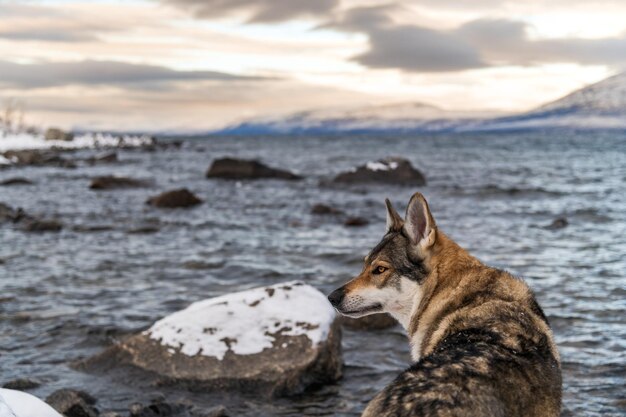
[{"left": 1, "top": 132, "right": 625, "bottom": 416}]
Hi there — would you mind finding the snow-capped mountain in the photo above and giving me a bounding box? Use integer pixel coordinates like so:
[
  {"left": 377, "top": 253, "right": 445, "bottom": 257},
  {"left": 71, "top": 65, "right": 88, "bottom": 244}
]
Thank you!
[
  {"left": 213, "top": 72, "right": 626, "bottom": 135},
  {"left": 214, "top": 102, "right": 495, "bottom": 135},
  {"left": 471, "top": 72, "right": 626, "bottom": 131}
]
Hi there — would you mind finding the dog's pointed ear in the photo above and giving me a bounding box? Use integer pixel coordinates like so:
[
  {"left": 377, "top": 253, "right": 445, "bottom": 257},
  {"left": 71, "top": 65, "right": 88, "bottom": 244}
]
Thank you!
[
  {"left": 403, "top": 192, "right": 437, "bottom": 250},
  {"left": 385, "top": 198, "right": 403, "bottom": 232}
]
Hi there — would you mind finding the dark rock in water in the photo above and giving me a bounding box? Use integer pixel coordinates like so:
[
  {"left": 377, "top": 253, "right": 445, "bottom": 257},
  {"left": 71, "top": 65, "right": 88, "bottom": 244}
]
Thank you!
[
  {"left": 20, "top": 218, "right": 63, "bottom": 233},
  {"left": 86, "top": 151, "right": 117, "bottom": 164},
  {"left": 90, "top": 176, "right": 149, "bottom": 190},
  {"left": 2, "top": 150, "right": 76, "bottom": 168},
  {"left": 205, "top": 406, "right": 229, "bottom": 417},
  {"left": 332, "top": 157, "right": 426, "bottom": 186},
  {"left": 46, "top": 388, "right": 98, "bottom": 417},
  {"left": 81, "top": 282, "right": 341, "bottom": 397},
  {"left": 45, "top": 127, "right": 74, "bottom": 142},
  {"left": 311, "top": 203, "right": 343, "bottom": 215},
  {"left": 128, "top": 398, "right": 183, "bottom": 417},
  {"left": 0, "top": 177, "right": 34, "bottom": 186},
  {"left": 344, "top": 216, "right": 369, "bottom": 227},
  {"left": 127, "top": 225, "right": 160, "bottom": 234},
  {"left": 73, "top": 224, "right": 115, "bottom": 233},
  {"left": 2, "top": 377, "right": 41, "bottom": 390},
  {"left": 206, "top": 158, "right": 301, "bottom": 180},
  {"left": 147, "top": 188, "right": 202, "bottom": 208},
  {"left": 340, "top": 313, "right": 397, "bottom": 330},
  {"left": 181, "top": 260, "right": 225, "bottom": 270},
  {"left": 545, "top": 217, "right": 569, "bottom": 230},
  {"left": 0, "top": 202, "right": 20, "bottom": 223}
]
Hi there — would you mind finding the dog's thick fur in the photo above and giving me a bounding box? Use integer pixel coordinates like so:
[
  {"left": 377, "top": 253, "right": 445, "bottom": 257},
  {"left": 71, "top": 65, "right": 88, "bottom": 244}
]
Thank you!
[{"left": 328, "top": 193, "right": 561, "bottom": 417}]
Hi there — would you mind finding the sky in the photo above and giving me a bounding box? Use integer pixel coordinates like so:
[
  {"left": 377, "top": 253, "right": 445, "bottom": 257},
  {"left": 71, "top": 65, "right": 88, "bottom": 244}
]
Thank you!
[{"left": 1, "top": 0, "right": 625, "bottom": 132}]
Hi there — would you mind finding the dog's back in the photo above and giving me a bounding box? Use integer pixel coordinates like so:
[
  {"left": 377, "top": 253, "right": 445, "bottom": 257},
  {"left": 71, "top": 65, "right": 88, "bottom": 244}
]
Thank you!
[{"left": 364, "top": 265, "right": 561, "bottom": 417}]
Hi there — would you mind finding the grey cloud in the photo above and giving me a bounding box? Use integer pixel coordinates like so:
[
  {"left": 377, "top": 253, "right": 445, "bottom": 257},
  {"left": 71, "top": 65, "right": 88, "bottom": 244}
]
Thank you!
[
  {"left": 331, "top": 8, "right": 626, "bottom": 72},
  {"left": 330, "top": 6, "right": 485, "bottom": 72},
  {"left": 163, "top": 0, "right": 338, "bottom": 22},
  {"left": 0, "top": 60, "right": 266, "bottom": 89},
  {"left": 0, "top": 29, "right": 97, "bottom": 42}
]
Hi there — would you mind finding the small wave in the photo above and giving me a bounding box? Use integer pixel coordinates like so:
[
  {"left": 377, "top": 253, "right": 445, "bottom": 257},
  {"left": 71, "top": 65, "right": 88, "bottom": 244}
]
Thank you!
[{"left": 446, "top": 184, "right": 565, "bottom": 198}]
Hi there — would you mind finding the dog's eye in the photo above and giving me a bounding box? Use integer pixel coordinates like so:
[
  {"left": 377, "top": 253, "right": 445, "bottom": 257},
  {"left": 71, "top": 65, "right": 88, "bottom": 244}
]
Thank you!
[{"left": 373, "top": 266, "right": 388, "bottom": 275}]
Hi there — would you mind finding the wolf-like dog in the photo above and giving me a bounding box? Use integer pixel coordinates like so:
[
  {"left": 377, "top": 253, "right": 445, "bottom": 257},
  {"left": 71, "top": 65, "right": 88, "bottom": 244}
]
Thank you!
[{"left": 328, "top": 192, "right": 561, "bottom": 417}]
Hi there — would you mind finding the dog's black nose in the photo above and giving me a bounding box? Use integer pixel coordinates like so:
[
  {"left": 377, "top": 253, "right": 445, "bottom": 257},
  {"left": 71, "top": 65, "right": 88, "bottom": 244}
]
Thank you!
[{"left": 328, "top": 288, "right": 345, "bottom": 307}]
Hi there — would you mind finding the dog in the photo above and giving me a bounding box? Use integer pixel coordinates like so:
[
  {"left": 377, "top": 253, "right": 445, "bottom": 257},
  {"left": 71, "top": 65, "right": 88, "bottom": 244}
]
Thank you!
[{"left": 328, "top": 192, "right": 561, "bottom": 417}]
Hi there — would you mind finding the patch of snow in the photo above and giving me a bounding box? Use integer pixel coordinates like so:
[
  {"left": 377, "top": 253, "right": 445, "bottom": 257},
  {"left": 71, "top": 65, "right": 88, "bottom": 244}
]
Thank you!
[
  {"left": 0, "top": 132, "right": 153, "bottom": 153},
  {"left": 146, "top": 281, "right": 336, "bottom": 360},
  {"left": 0, "top": 389, "right": 62, "bottom": 417},
  {"left": 0, "top": 155, "right": 10, "bottom": 165},
  {"left": 366, "top": 161, "right": 398, "bottom": 171}
]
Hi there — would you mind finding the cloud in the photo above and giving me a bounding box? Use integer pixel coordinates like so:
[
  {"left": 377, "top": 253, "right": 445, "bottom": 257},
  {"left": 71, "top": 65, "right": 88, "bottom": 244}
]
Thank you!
[
  {"left": 162, "top": 0, "right": 339, "bottom": 22},
  {"left": 0, "top": 59, "right": 265, "bottom": 89},
  {"left": 329, "top": 7, "right": 626, "bottom": 72},
  {"left": 329, "top": 5, "right": 485, "bottom": 72}
]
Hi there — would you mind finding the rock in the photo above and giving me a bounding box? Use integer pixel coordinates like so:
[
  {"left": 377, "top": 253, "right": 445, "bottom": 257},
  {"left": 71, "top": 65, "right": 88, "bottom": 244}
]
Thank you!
[
  {"left": 332, "top": 157, "right": 426, "bottom": 186},
  {"left": 20, "top": 218, "right": 63, "bottom": 233},
  {"left": 544, "top": 217, "right": 568, "bottom": 230},
  {"left": 45, "top": 389, "right": 98, "bottom": 417},
  {"left": 0, "top": 388, "right": 63, "bottom": 417},
  {"left": 44, "top": 127, "right": 74, "bottom": 142},
  {"left": 81, "top": 282, "right": 341, "bottom": 397},
  {"left": 126, "top": 226, "right": 160, "bottom": 234},
  {"left": 205, "top": 405, "right": 229, "bottom": 417},
  {"left": 147, "top": 189, "right": 202, "bottom": 208},
  {"left": 90, "top": 176, "right": 149, "bottom": 190},
  {"left": 344, "top": 216, "right": 369, "bottom": 227},
  {"left": 86, "top": 151, "right": 117, "bottom": 164},
  {"left": 0, "top": 203, "right": 20, "bottom": 223},
  {"left": 181, "top": 260, "right": 225, "bottom": 270},
  {"left": 0, "top": 177, "right": 34, "bottom": 186},
  {"left": 128, "top": 399, "right": 182, "bottom": 417},
  {"left": 340, "top": 313, "right": 397, "bottom": 330},
  {"left": 206, "top": 158, "right": 301, "bottom": 180},
  {"left": 2, "top": 378, "right": 41, "bottom": 390},
  {"left": 311, "top": 204, "right": 343, "bottom": 215},
  {"left": 2, "top": 150, "right": 76, "bottom": 168}
]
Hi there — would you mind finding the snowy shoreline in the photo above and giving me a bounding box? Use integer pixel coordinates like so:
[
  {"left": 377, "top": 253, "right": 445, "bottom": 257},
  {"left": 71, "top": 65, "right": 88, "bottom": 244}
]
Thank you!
[{"left": 0, "top": 131, "right": 154, "bottom": 154}]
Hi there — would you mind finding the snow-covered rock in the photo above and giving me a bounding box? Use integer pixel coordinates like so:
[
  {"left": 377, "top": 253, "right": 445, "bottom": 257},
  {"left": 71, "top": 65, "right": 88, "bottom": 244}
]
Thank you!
[
  {"left": 0, "top": 389, "right": 62, "bottom": 417},
  {"left": 332, "top": 157, "right": 426, "bottom": 186},
  {"left": 81, "top": 281, "right": 342, "bottom": 397}
]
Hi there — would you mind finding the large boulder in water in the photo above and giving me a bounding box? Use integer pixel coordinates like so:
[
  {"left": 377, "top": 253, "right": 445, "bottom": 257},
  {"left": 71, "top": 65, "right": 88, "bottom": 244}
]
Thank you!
[
  {"left": 332, "top": 157, "right": 426, "bottom": 186},
  {"left": 206, "top": 158, "right": 301, "bottom": 180},
  {"left": 81, "top": 282, "right": 341, "bottom": 397}
]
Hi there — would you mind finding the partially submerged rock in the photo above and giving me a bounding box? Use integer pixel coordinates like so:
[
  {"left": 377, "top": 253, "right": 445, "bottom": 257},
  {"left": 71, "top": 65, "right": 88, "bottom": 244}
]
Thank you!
[
  {"left": 82, "top": 282, "right": 341, "bottom": 397},
  {"left": 20, "top": 218, "right": 63, "bottom": 233},
  {"left": 146, "top": 188, "right": 202, "bottom": 208},
  {"left": 344, "top": 216, "right": 369, "bottom": 227},
  {"left": 44, "top": 127, "right": 74, "bottom": 142},
  {"left": 2, "top": 150, "right": 76, "bottom": 168},
  {"left": 2, "top": 378, "right": 41, "bottom": 390},
  {"left": 45, "top": 389, "right": 97, "bottom": 417},
  {"left": 206, "top": 158, "right": 301, "bottom": 180},
  {"left": 90, "top": 176, "right": 149, "bottom": 190},
  {"left": 0, "top": 178, "right": 34, "bottom": 186},
  {"left": 311, "top": 203, "right": 343, "bottom": 216},
  {"left": 544, "top": 217, "right": 568, "bottom": 230},
  {"left": 332, "top": 157, "right": 426, "bottom": 186}
]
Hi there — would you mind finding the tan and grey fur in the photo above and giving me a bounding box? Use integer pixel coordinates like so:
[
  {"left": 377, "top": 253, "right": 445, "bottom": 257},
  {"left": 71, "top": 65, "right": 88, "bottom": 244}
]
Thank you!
[{"left": 328, "top": 192, "right": 561, "bottom": 417}]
